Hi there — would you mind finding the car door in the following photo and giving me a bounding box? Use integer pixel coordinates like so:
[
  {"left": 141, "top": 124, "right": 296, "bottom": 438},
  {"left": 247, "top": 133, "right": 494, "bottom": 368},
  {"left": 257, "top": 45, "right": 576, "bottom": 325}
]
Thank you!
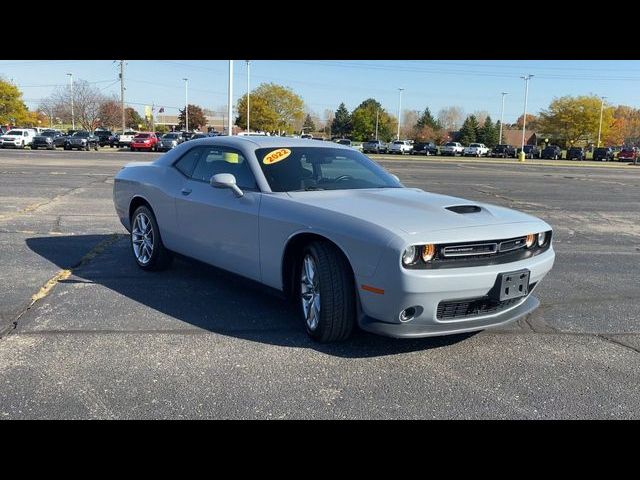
[{"left": 174, "top": 145, "right": 262, "bottom": 281}]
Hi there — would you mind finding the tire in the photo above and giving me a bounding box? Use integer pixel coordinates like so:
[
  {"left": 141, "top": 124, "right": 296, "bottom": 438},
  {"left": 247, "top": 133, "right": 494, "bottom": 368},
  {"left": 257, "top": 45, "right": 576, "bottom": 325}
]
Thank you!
[
  {"left": 298, "top": 241, "right": 356, "bottom": 342},
  {"left": 64, "top": 145, "right": 70, "bottom": 150},
  {"left": 31, "top": 145, "right": 37, "bottom": 150},
  {"left": 130, "top": 205, "right": 173, "bottom": 271},
  {"left": 94, "top": 143, "right": 99, "bottom": 151},
  {"left": 131, "top": 147, "right": 136, "bottom": 152},
  {"left": 85, "top": 144, "right": 91, "bottom": 151},
  {"left": 48, "top": 146, "right": 55, "bottom": 150}
]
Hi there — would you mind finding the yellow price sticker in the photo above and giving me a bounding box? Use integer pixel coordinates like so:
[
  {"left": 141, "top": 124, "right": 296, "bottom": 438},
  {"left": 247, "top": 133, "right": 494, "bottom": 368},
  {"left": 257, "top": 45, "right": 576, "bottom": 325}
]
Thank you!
[
  {"left": 263, "top": 148, "right": 291, "bottom": 165},
  {"left": 224, "top": 152, "right": 239, "bottom": 163}
]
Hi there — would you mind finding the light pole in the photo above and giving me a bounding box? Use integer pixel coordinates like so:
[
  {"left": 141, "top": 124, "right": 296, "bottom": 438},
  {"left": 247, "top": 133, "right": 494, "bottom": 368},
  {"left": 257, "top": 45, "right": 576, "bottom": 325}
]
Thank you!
[
  {"left": 375, "top": 108, "right": 379, "bottom": 141},
  {"left": 66, "top": 73, "right": 74, "bottom": 130},
  {"left": 182, "top": 78, "right": 189, "bottom": 132},
  {"left": 228, "top": 60, "right": 234, "bottom": 136},
  {"left": 597, "top": 96, "right": 607, "bottom": 147},
  {"left": 520, "top": 75, "right": 533, "bottom": 151},
  {"left": 246, "top": 60, "right": 250, "bottom": 133},
  {"left": 397, "top": 88, "right": 404, "bottom": 140},
  {"left": 499, "top": 92, "right": 509, "bottom": 144}
]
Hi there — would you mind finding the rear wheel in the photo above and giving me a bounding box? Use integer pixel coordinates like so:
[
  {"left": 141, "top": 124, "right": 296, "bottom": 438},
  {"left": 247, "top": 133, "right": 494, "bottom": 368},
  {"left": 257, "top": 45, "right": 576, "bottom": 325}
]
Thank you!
[
  {"left": 130, "top": 205, "right": 173, "bottom": 271},
  {"left": 298, "top": 241, "right": 355, "bottom": 342}
]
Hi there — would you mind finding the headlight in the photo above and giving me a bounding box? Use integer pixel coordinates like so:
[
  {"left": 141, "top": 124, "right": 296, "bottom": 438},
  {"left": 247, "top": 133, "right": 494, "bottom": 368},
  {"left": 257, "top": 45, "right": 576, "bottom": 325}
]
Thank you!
[
  {"left": 402, "top": 246, "right": 418, "bottom": 266},
  {"left": 421, "top": 244, "right": 436, "bottom": 262},
  {"left": 525, "top": 233, "right": 536, "bottom": 248},
  {"left": 538, "top": 231, "right": 549, "bottom": 247},
  {"left": 171, "top": 141, "right": 177, "bottom": 146}
]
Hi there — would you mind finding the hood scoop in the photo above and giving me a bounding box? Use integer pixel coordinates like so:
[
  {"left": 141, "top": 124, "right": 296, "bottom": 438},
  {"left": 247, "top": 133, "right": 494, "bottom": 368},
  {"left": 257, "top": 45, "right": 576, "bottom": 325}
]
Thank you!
[{"left": 446, "top": 205, "right": 482, "bottom": 214}]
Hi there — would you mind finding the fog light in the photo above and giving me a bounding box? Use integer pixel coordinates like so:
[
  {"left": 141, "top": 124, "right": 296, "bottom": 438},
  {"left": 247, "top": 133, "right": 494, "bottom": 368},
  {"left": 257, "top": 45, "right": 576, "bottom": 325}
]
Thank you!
[
  {"left": 525, "top": 233, "right": 536, "bottom": 248},
  {"left": 399, "top": 307, "right": 416, "bottom": 322}
]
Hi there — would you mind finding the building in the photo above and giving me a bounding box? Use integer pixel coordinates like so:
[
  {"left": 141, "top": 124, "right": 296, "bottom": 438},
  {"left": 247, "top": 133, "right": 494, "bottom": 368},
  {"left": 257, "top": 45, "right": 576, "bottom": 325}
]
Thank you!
[
  {"left": 155, "top": 113, "right": 239, "bottom": 134},
  {"left": 501, "top": 128, "right": 539, "bottom": 146}
]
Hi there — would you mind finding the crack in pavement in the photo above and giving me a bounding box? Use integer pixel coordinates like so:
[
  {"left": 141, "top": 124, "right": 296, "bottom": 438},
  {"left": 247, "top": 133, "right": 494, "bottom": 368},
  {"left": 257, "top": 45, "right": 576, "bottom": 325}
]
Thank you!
[{"left": 596, "top": 334, "right": 640, "bottom": 355}]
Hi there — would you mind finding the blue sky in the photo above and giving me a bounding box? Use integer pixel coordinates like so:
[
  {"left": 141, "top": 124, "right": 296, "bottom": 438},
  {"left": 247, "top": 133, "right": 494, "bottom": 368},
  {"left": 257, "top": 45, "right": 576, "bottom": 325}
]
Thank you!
[{"left": 2, "top": 60, "right": 639, "bottom": 123}]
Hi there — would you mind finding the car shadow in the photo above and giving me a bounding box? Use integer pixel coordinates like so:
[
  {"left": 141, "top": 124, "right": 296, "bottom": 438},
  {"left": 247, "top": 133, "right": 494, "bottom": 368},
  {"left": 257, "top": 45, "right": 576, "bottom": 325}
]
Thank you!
[{"left": 25, "top": 234, "right": 476, "bottom": 358}]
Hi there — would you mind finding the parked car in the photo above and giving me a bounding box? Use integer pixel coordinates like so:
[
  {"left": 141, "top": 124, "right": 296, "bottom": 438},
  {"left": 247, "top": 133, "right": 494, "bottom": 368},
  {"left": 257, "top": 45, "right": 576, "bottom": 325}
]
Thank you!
[
  {"left": 440, "top": 142, "right": 464, "bottom": 156},
  {"left": 0, "top": 129, "right": 36, "bottom": 148},
  {"left": 491, "top": 144, "right": 517, "bottom": 158},
  {"left": 517, "top": 145, "right": 541, "bottom": 159},
  {"left": 64, "top": 131, "right": 99, "bottom": 151},
  {"left": 117, "top": 130, "right": 139, "bottom": 147},
  {"left": 411, "top": 142, "right": 438, "bottom": 155},
  {"left": 94, "top": 130, "right": 114, "bottom": 147},
  {"left": 463, "top": 143, "right": 490, "bottom": 157},
  {"left": 181, "top": 131, "right": 195, "bottom": 141},
  {"left": 31, "top": 130, "right": 66, "bottom": 150},
  {"left": 541, "top": 145, "right": 562, "bottom": 160},
  {"left": 592, "top": 147, "right": 615, "bottom": 162},
  {"left": 617, "top": 147, "right": 638, "bottom": 162},
  {"left": 388, "top": 140, "right": 413, "bottom": 154},
  {"left": 565, "top": 146, "right": 586, "bottom": 161},
  {"left": 130, "top": 133, "right": 159, "bottom": 152},
  {"left": 157, "top": 132, "right": 185, "bottom": 152},
  {"left": 363, "top": 140, "right": 387, "bottom": 154},
  {"left": 113, "top": 136, "right": 554, "bottom": 342}
]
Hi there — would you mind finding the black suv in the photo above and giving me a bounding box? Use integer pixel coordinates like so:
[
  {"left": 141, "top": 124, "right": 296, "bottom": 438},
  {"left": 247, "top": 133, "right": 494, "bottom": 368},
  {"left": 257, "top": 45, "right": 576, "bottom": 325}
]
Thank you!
[
  {"left": 566, "top": 147, "right": 586, "bottom": 161},
  {"left": 94, "top": 130, "right": 114, "bottom": 147},
  {"left": 31, "top": 130, "right": 66, "bottom": 150},
  {"left": 64, "top": 131, "right": 99, "bottom": 151},
  {"left": 491, "top": 144, "right": 516, "bottom": 158},
  {"left": 412, "top": 142, "right": 438, "bottom": 155},
  {"left": 592, "top": 147, "right": 615, "bottom": 161},
  {"left": 517, "top": 145, "right": 541, "bottom": 159},
  {"left": 541, "top": 145, "right": 562, "bottom": 159}
]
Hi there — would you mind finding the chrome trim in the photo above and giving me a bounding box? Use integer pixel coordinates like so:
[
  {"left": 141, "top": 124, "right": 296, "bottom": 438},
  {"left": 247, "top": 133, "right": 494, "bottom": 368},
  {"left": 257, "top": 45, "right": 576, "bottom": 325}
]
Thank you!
[{"left": 442, "top": 242, "right": 498, "bottom": 257}]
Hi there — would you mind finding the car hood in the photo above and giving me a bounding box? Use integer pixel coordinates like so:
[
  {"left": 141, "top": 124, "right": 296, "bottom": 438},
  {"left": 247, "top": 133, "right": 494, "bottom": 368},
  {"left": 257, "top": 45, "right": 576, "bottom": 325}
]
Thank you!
[{"left": 285, "top": 188, "right": 547, "bottom": 238}]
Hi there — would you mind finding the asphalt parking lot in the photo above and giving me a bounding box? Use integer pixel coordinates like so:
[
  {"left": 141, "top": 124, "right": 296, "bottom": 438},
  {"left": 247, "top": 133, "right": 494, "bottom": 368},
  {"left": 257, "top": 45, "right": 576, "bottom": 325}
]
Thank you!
[{"left": 0, "top": 148, "right": 639, "bottom": 419}]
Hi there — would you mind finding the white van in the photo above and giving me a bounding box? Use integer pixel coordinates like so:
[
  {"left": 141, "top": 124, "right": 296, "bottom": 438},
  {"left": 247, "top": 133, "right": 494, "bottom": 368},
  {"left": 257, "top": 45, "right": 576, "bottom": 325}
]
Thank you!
[{"left": 0, "top": 129, "right": 36, "bottom": 148}]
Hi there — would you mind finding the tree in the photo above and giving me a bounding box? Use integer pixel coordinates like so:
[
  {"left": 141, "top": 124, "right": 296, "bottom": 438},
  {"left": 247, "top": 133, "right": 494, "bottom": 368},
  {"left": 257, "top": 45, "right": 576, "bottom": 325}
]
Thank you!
[
  {"left": 97, "top": 97, "right": 121, "bottom": 129},
  {"left": 457, "top": 115, "right": 479, "bottom": 144},
  {"left": 331, "top": 102, "right": 352, "bottom": 138},
  {"left": 302, "top": 114, "right": 316, "bottom": 133},
  {"left": 538, "top": 95, "right": 614, "bottom": 146},
  {"left": 473, "top": 110, "right": 490, "bottom": 126},
  {"left": 178, "top": 104, "right": 207, "bottom": 130},
  {"left": 400, "top": 110, "right": 419, "bottom": 139},
  {"left": 236, "top": 83, "right": 304, "bottom": 134},
  {"left": 0, "top": 78, "right": 35, "bottom": 125},
  {"left": 41, "top": 79, "right": 108, "bottom": 130},
  {"left": 416, "top": 107, "right": 441, "bottom": 130},
  {"left": 606, "top": 105, "right": 640, "bottom": 145},
  {"left": 516, "top": 113, "right": 539, "bottom": 130},
  {"left": 350, "top": 98, "right": 395, "bottom": 142},
  {"left": 478, "top": 115, "right": 499, "bottom": 147},
  {"left": 437, "top": 106, "right": 464, "bottom": 131},
  {"left": 322, "top": 109, "right": 334, "bottom": 137},
  {"left": 125, "top": 107, "right": 144, "bottom": 129}
]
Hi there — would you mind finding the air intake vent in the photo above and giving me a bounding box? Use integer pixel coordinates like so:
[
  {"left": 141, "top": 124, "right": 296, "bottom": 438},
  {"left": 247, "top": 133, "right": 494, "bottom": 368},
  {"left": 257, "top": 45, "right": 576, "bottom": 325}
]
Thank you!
[{"left": 446, "top": 205, "right": 481, "bottom": 214}]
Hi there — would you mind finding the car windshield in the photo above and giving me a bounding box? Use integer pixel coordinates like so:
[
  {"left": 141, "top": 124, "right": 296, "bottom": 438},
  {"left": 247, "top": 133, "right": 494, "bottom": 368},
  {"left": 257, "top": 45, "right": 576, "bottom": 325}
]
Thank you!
[
  {"left": 124, "top": 131, "right": 137, "bottom": 135},
  {"left": 41, "top": 131, "right": 57, "bottom": 137},
  {"left": 336, "top": 139, "right": 350, "bottom": 145},
  {"left": 256, "top": 147, "right": 402, "bottom": 192},
  {"left": 135, "top": 134, "right": 150, "bottom": 139},
  {"left": 164, "top": 133, "right": 179, "bottom": 139},
  {"left": 73, "top": 132, "right": 90, "bottom": 137},
  {"left": 469, "top": 143, "right": 481, "bottom": 147},
  {"left": 5, "top": 130, "right": 23, "bottom": 136}
]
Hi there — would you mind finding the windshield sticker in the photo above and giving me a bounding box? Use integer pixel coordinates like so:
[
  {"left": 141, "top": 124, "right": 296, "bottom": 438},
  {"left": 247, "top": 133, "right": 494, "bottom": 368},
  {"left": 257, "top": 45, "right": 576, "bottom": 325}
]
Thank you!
[{"left": 263, "top": 148, "right": 291, "bottom": 165}]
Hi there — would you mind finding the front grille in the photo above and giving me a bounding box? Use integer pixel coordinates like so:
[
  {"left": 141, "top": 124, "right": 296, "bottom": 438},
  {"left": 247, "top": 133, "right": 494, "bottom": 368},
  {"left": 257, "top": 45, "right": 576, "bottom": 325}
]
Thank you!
[{"left": 437, "top": 290, "right": 532, "bottom": 321}]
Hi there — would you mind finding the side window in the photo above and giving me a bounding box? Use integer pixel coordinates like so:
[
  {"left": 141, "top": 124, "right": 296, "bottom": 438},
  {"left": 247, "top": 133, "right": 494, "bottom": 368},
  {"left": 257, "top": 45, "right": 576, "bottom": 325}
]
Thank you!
[
  {"left": 191, "top": 147, "right": 257, "bottom": 189},
  {"left": 174, "top": 147, "right": 203, "bottom": 177},
  {"left": 24, "top": 132, "right": 28, "bottom": 136}
]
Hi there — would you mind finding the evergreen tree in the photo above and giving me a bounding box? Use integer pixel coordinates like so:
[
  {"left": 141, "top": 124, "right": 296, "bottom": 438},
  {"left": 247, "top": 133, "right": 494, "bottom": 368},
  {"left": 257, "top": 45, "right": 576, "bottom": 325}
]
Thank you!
[
  {"left": 331, "top": 103, "right": 352, "bottom": 138},
  {"left": 415, "top": 107, "right": 441, "bottom": 130},
  {"left": 302, "top": 114, "right": 316, "bottom": 133},
  {"left": 458, "top": 115, "right": 479, "bottom": 145},
  {"left": 478, "top": 115, "right": 499, "bottom": 147}
]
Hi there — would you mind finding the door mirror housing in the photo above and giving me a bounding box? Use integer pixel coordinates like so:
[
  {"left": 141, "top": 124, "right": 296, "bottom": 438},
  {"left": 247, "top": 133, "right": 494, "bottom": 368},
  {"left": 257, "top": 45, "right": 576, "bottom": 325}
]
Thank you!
[{"left": 210, "top": 173, "right": 244, "bottom": 197}]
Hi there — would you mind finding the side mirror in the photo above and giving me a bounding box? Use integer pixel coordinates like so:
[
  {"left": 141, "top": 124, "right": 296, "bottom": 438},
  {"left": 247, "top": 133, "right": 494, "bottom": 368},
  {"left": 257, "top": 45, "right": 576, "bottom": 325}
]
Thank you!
[{"left": 210, "top": 173, "right": 243, "bottom": 197}]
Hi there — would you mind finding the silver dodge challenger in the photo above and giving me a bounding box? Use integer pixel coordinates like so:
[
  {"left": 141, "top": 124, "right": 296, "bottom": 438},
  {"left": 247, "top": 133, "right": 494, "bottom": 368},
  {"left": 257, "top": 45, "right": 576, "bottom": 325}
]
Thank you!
[{"left": 113, "top": 136, "right": 555, "bottom": 342}]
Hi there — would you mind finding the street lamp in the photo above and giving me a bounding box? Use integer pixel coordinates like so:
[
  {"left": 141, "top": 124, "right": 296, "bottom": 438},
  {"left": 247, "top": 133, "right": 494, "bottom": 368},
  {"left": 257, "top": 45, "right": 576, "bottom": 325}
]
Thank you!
[
  {"left": 397, "top": 88, "right": 404, "bottom": 140},
  {"left": 597, "top": 96, "right": 607, "bottom": 147},
  {"left": 66, "top": 73, "right": 75, "bottom": 130},
  {"left": 499, "top": 92, "right": 509, "bottom": 144},
  {"left": 375, "top": 108, "right": 379, "bottom": 141},
  {"left": 182, "top": 78, "right": 189, "bottom": 132},
  {"left": 520, "top": 75, "right": 534, "bottom": 151},
  {"left": 228, "top": 60, "right": 234, "bottom": 136},
  {"left": 246, "top": 60, "right": 250, "bottom": 133}
]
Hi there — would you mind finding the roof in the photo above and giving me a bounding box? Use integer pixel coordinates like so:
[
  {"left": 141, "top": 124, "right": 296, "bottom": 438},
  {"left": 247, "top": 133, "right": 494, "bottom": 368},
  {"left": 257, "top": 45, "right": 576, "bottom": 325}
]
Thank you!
[{"left": 195, "top": 135, "right": 352, "bottom": 150}]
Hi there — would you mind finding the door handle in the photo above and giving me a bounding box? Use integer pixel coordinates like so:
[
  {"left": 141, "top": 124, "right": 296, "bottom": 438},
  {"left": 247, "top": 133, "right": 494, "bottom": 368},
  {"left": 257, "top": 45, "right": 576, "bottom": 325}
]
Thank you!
[{"left": 181, "top": 188, "right": 192, "bottom": 196}]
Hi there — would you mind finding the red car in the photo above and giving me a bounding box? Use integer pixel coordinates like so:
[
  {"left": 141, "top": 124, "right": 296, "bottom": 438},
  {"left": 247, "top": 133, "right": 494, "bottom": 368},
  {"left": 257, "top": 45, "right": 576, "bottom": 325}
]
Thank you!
[
  {"left": 617, "top": 147, "right": 637, "bottom": 162},
  {"left": 130, "top": 132, "right": 159, "bottom": 152}
]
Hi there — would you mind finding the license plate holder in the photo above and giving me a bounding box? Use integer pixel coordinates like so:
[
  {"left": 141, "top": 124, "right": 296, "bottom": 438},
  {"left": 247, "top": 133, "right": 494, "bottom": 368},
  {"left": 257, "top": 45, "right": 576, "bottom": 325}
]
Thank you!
[{"left": 493, "top": 269, "right": 530, "bottom": 301}]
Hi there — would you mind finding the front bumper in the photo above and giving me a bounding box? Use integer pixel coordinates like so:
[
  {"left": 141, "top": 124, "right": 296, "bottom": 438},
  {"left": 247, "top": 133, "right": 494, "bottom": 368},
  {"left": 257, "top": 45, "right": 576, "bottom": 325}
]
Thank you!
[{"left": 355, "top": 246, "right": 555, "bottom": 338}]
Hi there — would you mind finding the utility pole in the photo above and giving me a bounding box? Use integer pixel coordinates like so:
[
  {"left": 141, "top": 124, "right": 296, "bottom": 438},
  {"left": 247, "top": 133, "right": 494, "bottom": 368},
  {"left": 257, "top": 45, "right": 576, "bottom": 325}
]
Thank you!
[
  {"left": 183, "top": 78, "right": 189, "bottom": 132},
  {"left": 375, "top": 108, "right": 379, "bottom": 141},
  {"left": 119, "top": 61, "right": 125, "bottom": 132},
  {"left": 597, "top": 96, "right": 606, "bottom": 147},
  {"left": 500, "top": 92, "right": 508, "bottom": 144},
  {"left": 67, "top": 73, "right": 75, "bottom": 130},
  {"left": 246, "top": 60, "right": 250, "bottom": 133},
  {"left": 397, "top": 88, "right": 404, "bottom": 141},
  {"left": 228, "top": 60, "right": 234, "bottom": 136},
  {"left": 520, "top": 75, "right": 534, "bottom": 151}
]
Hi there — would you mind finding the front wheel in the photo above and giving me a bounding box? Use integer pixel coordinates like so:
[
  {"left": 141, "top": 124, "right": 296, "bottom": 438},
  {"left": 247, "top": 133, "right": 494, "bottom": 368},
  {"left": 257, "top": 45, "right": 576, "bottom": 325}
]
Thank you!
[
  {"left": 130, "top": 206, "right": 173, "bottom": 271},
  {"left": 298, "top": 241, "right": 355, "bottom": 342}
]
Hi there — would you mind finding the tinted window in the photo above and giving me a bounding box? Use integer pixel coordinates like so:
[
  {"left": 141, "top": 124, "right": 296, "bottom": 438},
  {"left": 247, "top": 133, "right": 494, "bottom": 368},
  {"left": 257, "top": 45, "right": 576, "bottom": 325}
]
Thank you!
[
  {"left": 256, "top": 147, "right": 402, "bottom": 192},
  {"left": 135, "top": 134, "right": 150, "bottom": 139},
  {"left": 164, "top": 133, "right": 180, "bottom": 139},
  {"left": 73, "top": 132, "right": 90, "bottom": 137},
  {"left": 5, "top": 130, "right": 23, "bottom": 135},
  {"left": 189, "top": 147, "right": 256, "bottom": 189}
]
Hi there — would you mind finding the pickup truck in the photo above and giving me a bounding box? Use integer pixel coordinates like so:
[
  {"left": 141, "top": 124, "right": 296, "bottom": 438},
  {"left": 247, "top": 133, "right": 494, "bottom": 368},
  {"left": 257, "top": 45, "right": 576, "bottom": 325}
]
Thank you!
[
  {"left": 412, "top": 142, "right": 438, "bottom": 155},
  {"left": 440, "top": 142, "right": 464, "bottom": 156},
  {"left": 116, "top": 130, "right": 139, "bottom": 147},
  {"left": 491, "top": 144, "right": 517, "bottom": 158},
  {"left": 387, "top": 140, "right": 413, "bottom": 154},
  {"left": 362, "top": 140, "right": 387, "bottom": 154},
  {"left": 463, "top": 143, "right": 489, "bottom": 157}
]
